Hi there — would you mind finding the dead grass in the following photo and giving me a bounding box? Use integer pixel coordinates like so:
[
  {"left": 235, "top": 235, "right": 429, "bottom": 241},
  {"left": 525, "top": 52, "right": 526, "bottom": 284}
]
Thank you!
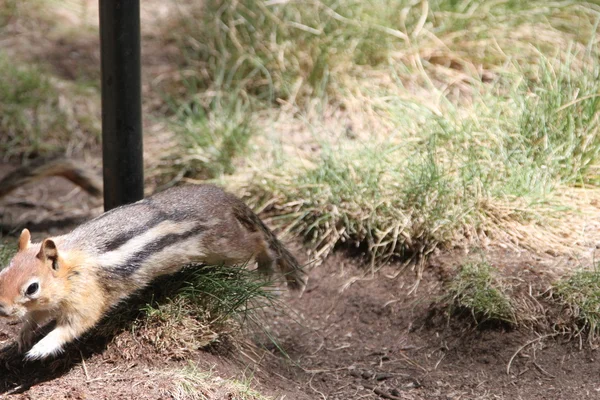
[
  {"left": 96, "top": 265, "right": 279, "bottom": 361},
  {"left": 166, "top": 364, "right": 271, "bottom": 400}
]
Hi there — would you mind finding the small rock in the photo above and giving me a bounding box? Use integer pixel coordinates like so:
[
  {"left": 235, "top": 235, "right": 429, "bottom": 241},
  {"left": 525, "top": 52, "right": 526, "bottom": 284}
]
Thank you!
[
  {"left": 375, "top": 373, "right": 394, "bottom": 381},
  {"left": 361, "top": 371, "right": 374, "bottom": 380}
]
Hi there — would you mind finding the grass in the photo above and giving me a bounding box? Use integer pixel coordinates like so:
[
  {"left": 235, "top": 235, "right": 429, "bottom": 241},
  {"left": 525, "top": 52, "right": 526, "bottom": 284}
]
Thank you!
[
  {"left": 239, "top": 50, "right": 600, "bottom": 264},
  {"left": 0, "top": 0, "right": 101, "bottom": 161},
  {"left": 165, "top": 95, "right": 255, "bottom": 181},
  {"left": 242, "top": 140, "right": 470, "bottom": 263},
  {"left": 0, "top": 55, "right": 67, "bottom": 159},
  {"left": 167, "top": 363, "right": 271, "bottom": 400},
  {"left": 161, "top": 0, "right": 600, "bottom": 106},
  {"left": 0, "top": 240, "right": 13, "bottom": 267},
  {"left": 159, "top": 0, "right": 600, "bottom": 267},
  {"left": 517, "top": 54, "right": 600, "bottom": 186},
  {"left": 143, "top": 264, "right": 278, "bottom": 325},
  {"left": 99, "top": 264, "right": 279, "bottom": 360},
  {"left": 163, "top": 0, "right": 407, "bottom": 104},
  {"left": 446, "top": 261, "right": 515, "bottom": 325},
  {"left": 0, "top": 52, "right": 100, "bottom": 161},
  {"left": 554, "top": 268, "right": 600, "bottom": 341}
]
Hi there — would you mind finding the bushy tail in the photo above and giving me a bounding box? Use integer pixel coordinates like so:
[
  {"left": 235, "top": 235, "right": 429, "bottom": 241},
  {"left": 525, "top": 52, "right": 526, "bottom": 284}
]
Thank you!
[{"left": 0, "top": 158, "right": 103, "bottom": 199}]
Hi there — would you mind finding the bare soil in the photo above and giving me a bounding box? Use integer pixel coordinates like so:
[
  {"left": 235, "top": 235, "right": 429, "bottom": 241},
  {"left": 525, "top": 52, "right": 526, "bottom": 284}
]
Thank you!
[
  {"left": 2, "top": 2, "right": 599, "bottom": 398},
  {"left": 1, "top": 170, "right": 600, "bottom": 400}
]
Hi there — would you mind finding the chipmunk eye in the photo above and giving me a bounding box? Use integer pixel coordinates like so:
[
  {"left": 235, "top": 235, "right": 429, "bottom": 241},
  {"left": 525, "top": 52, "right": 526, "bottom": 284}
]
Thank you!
[{"left": 25, "top": 282, "right": 39, "bottom": 296}]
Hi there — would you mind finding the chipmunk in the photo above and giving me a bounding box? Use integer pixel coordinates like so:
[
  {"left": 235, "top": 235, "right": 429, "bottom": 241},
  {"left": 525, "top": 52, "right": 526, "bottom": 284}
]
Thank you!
[{"left": 0, "top": 184, "right": 306, "bottom": 360}]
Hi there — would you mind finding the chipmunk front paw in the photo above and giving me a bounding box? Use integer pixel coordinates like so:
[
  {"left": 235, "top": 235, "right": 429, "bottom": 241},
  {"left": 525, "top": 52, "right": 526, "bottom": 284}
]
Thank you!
[{"left": 25, "top": 335, "right": 64, "bottom": 361}]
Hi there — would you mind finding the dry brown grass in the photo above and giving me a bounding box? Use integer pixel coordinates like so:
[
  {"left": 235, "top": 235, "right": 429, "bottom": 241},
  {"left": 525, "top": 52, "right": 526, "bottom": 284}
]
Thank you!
[{"left": 165, "top": 364, "right": 272, "bottom": 400}]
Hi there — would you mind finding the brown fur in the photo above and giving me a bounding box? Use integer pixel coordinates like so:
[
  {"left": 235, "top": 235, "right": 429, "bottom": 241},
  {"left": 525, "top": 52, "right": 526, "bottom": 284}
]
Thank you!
[
  {"left": 232, "top": 202, "right": 305, "bottom": 290},
  {"left": 0, "top": 232, "right": 114, "bottom": 358},
  {"left": 0, "top": 159, "right": 305, "bottom": 359},
  {"left": 0, "top": 164, "right": 306, "bottom": 360}
]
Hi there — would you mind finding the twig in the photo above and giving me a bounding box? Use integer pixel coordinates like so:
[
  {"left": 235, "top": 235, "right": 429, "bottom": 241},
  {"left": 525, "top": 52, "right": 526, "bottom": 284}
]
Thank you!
[
  {"left": 361, "top": 384, "right": 403, "bottom": 400},
  {"left": 506, "top": 333, "right": 559, "bottom": 375},
  {"left": 307, "top": 373, "right": 327, "bottom": 400},
  {"left": 81, "top": 351, "right": 90, "bottom": 382},
  {"left": 397, "top": 350, "right": 428, "bottom": 372},
  {"left": 5, "top": 384, "right": 27, "bottom": 396},
  {"left": 533, "top": 361, "right": 556, "bottom": 378},
  {"left": 556, "top": 93, "right": 600, "bottom": 112}
]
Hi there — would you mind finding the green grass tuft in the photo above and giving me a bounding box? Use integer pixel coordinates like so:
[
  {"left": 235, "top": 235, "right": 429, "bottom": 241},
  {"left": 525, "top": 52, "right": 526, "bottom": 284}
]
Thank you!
[
  {"left": 146, "top": 264, "right": 278, "bottom": 324},
  {"left": 0, "top": 240, "right": 14, "bottom": 268},
  {"left": 446, "top": 262, "right": 515, "bottom": 325},
  {"left": 0, "top": 53, "right": 100, "bottom": 160},
  {"left": 0, "top": 54, "right": 65, "bottom": 159},
  {"left": 241, "top": 42, "right": 600, "bottom": 264},
  {"left": 245, "top": 141, "right": 472, "bottom": 264},
  {"left": 111, "top": 264, "right": 279, "bottom": 359},
  {"left": 162, "top": 0, "right": 406, "bottom": 104},
  {"left": 169, "top": 97, "right": 255, "bottom": 180},
  {"left": 554, "top": 268, "right": 600, "bottom": 341}
]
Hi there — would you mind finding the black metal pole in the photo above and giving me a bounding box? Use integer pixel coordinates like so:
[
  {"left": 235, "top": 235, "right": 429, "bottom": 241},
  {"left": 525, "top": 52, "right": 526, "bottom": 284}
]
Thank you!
[{"left": 99, "top": 0, "right": 144, "bottom": 211}]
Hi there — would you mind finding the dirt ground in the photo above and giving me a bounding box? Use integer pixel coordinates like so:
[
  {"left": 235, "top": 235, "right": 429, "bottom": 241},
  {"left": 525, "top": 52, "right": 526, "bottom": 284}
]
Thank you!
[
  {"left": 2, "top": 1, "right": 600, "bottom": 398},
  {"left": 1, "top": 169, "right": 600, "bottom": 400}
]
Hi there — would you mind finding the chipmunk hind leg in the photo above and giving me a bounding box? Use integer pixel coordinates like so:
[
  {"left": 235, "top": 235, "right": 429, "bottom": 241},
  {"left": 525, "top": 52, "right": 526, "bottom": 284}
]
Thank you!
[
  {"left": 199, "top": 229, "right": 271, "bottom": 271},
  {"left": 255, "top": 247, "right": 277, "bottom": 277},
  {"left": 275, "top": 246, "right": 307, "bottom": 291},
  {"left": 256, "top": 237, "right": 306, "bottom": 291}
]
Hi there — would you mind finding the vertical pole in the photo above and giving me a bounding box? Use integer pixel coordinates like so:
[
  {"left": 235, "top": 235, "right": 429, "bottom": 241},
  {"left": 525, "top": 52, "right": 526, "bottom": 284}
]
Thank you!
[{"left": 99, "top": 0, "right": 144, "bottom": 211}]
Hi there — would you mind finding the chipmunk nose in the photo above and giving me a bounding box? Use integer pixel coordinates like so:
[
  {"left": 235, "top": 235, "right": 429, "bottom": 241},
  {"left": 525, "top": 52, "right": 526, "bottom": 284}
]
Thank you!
[{"left": 0, "top": 303, "right": 11, "bottom": 317}]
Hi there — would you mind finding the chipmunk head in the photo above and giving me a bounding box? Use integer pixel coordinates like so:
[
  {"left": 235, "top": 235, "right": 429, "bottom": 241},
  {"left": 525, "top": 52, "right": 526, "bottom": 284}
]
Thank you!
[{"left": 0, "top": 229, "right": 67, "bottom": 319}]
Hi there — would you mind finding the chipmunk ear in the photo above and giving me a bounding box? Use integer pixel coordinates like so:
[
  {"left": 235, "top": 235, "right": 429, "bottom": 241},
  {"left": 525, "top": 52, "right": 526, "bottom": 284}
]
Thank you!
[
  {"left": 36, "top": 239, "right": 59, "bottom": 269},
  {"left": 18, "top": 229, "right": 31, "bottom": 252}
]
